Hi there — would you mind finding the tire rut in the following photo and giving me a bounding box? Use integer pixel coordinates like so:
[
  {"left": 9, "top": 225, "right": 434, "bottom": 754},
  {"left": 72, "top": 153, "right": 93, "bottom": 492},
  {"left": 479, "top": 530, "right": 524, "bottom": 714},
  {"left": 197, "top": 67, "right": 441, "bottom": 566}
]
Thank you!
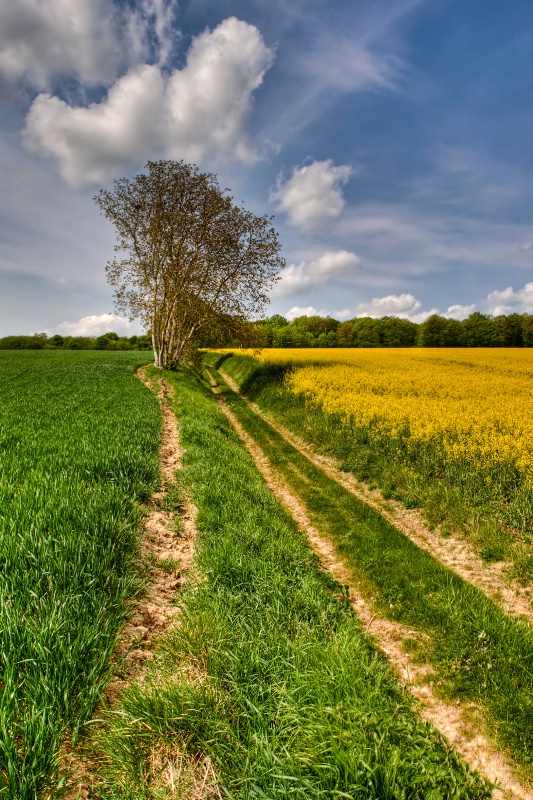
[
  {"left": 218, "top": 368, "right": 533, "bottom": 627},
  {"left": 209, "top": 371, "right": 533, "bottom": 800}
]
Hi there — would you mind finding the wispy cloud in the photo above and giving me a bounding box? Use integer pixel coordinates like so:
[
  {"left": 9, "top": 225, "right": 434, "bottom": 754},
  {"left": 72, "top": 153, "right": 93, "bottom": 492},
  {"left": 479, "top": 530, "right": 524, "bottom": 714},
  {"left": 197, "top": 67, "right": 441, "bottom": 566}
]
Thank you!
[
  {"left": 259, "top": 1, "right": 412, "bottom": 142},
  {"left": 295, "top": 32, "right": 400, "bottom": 95},
  {"left": 411, "top": 144, "right": 530, "bottom": 217},
  {"left": 332, "top": 203, "right": 533, "bottom": 278}
]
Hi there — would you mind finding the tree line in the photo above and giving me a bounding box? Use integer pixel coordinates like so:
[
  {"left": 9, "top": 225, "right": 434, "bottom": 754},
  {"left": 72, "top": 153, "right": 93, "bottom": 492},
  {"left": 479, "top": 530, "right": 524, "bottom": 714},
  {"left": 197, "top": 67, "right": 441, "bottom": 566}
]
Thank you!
[
  {"left": 250, "top": 311, "right": 533, "bottom": 348},
  {"left": 0, "top": 332, "right": 152, "bottom": 351},
  {"left": 4, "top": 312, "right": 533, "bottom": 352}
]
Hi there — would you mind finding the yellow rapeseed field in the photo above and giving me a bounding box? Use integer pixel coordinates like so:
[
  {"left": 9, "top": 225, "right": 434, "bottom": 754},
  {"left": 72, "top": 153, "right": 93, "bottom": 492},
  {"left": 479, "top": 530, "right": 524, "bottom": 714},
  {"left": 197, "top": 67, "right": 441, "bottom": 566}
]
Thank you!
[{"left": 251, "top": 348, "right": 533, "bottom": 488}]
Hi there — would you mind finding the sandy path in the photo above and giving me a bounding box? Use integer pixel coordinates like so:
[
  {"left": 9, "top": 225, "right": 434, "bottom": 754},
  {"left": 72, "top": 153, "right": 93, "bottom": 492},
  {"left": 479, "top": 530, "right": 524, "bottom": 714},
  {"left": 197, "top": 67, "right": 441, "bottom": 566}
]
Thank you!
[
  {"left": 219, "top": 368, "right": 533, "bottom": 627},
  {"left": 62, "top": 370, "right": 198, "bottom": 799},
  {"left": 210, "top": 373, "right": 533, "bottom": 800},
  {"left": 106, "top": 370, "right": 197, "bottom": 690}
]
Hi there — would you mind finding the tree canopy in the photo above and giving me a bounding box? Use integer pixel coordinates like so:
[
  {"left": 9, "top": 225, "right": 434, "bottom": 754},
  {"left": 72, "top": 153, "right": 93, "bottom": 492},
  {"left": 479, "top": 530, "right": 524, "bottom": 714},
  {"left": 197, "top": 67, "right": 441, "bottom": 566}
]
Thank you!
[{"left": 94, "top": 160, "right": 284, "bottom": 368}]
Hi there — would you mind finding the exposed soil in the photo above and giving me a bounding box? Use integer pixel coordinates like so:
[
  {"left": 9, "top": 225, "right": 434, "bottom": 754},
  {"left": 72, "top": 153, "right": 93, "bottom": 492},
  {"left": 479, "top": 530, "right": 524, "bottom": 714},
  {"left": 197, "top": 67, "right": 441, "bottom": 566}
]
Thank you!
[
  {"left": 211, "top": 373, "right": 533, "bottom": 800},
  {"left": 62, "top": 370, "right": 198, "bottom": 799},
  {"left": 219, "top": 369, "right": 533, "bottom": 627},
  {"left": 106, "top": 373, "right": 197, "bottom": 695}
]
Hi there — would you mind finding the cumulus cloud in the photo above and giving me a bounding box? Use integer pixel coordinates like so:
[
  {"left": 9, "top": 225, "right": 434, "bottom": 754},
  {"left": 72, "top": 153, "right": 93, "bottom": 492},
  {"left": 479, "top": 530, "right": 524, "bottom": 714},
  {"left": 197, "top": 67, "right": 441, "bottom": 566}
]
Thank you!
[
  {"left": 271, "top": 160, "right": 353, "bottom": 230},
  {"left": 286, "top": 305, "right": 323, "bottom": 320},
  {"left": 272, "top": 250, "right": 362, "bottom": 298},
  {"left": 56, "top": 313, "right": 140, "bottom": 336},
  {"left": 24, "top": 17, "right": 274, "bottom": 185},
  {"left": 486, "top": 282, "right": 533, "bottom": 316},
  {"left": 443, "top": 304, "right": 476, "bottom": 320},
  {"left": 354, "top": 293, "right": 437, "bottom": 323},
  {"left": 0, "top": 0, "right": 177, "bottom": 95},
  {"left": 284, "top": 306, "right": 353, "bottom": 321},
  {"left": 333, "top": 308, "right": 352, "bottom": 320}
]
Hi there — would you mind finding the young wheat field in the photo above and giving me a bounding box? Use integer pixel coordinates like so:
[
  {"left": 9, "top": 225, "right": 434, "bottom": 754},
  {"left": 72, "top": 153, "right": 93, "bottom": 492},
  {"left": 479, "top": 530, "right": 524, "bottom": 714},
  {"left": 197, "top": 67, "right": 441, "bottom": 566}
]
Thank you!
[{"left": 0, "top": 350, "right": 159, "bottom": 798}]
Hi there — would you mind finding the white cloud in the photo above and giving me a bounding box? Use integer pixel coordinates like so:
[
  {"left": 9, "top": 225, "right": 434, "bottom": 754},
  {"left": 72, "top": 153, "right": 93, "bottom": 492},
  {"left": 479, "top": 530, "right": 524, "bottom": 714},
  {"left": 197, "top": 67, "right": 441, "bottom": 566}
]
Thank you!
[
  {"left": 56, "top": 313, "right": 140, "bottom": 336},
  {"left": 0, "top": 0, "right": 177, "bottom": 95},
  {"left": 24, "top": 17, "right": 274, "bottom": 185},
  {"left": 286, "top": 306, "right": 325, "bottom": 321},
  {"left": 486, "top": 282, "right": 533, "bottom": 316},
  {"left": 272, "top": 250, "right": 362, "bottom": 298},
  {"left": 333, "top": 308, "right": 352, "bottom": 320},
  {"left": 354, "top": 293, "right": 437, "bottom": 323},
  {"left": 284, "top": 306, "right": 355, "bottom": 322},
  {"left": 271, "top": 160, "right": 353, "bottom": 230},
  {"left": 443, "top": 304, "right": 476, "bottom": 320}
]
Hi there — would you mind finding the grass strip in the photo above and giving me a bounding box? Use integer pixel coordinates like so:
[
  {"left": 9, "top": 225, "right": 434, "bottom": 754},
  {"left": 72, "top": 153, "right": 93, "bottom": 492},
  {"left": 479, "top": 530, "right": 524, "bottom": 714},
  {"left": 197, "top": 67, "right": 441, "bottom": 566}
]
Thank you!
[
  {"left": 208, "top": 364, "right": 533, "bottom": 775},
  {"left": 0, "top": 351, "right": 160, "bottom": 799},
  {"left": 212, "top": 352, "right": 533, "bottom": 581},
  {"left": 94, "top": 365, "right": 489, "bottom": 799}
]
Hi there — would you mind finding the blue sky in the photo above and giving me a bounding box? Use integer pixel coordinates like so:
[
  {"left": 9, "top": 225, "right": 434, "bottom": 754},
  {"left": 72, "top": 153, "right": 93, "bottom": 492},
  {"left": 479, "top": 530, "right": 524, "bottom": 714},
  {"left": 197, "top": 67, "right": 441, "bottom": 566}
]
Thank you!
[{"left": 1, "top": 0, "right": 533, "bottom": 336}]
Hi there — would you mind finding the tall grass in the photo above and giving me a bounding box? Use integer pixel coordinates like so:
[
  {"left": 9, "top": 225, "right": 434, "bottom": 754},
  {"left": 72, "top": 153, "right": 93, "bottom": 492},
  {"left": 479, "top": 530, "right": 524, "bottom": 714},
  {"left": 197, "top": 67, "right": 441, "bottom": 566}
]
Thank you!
[
  {"left": 94, "top": 366, "right": 489, "bottom": 799},
  {"left": 0, "top": 351, "right": 160, "bottom": 799},
  {"left": 209, "top": 360, "right": 533, "bottom": 774},
  {"left": 213, "top": 352, "right": 533, "bottom": 580}
]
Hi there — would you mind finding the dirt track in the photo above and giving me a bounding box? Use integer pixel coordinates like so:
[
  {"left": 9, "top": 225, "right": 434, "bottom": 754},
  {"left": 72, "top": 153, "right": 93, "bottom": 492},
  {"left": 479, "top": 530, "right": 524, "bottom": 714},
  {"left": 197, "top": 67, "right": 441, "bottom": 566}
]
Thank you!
[
  {"left": 63, "top": 371, "right": 198, "bottom": 799},
  {"left": 211, "top": 369, "right": 533, "bottom": 800},
  {"left": 219, "top": 368, "right": 533, "bottom": 627}
]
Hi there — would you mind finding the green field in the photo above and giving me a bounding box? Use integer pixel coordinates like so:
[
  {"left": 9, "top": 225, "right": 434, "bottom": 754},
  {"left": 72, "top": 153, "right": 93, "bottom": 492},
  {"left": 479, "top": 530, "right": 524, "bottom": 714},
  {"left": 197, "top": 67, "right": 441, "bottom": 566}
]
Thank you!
[
  {"left": 0, "top": 351, "right": 160, "bottom": 798},
  {"left": 3, "top": 350, "right": 531, "bottom": 798},
  {"left": 92, "top": 365, "right": 489, "bottom": 798}
]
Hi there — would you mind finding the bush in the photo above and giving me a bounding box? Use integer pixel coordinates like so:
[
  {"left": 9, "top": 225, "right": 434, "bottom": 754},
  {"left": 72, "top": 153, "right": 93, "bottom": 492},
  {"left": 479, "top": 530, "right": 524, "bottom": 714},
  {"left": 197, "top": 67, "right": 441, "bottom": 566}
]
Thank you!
[{"left": 0, "top": 336, "right": 44, "bottom": 349}]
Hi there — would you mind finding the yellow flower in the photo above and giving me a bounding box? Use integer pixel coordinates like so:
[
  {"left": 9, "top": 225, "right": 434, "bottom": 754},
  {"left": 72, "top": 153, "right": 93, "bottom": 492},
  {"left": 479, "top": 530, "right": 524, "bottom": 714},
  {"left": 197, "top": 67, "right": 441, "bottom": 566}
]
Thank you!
[{"left": 241, "top": 347, "right": 533, "bottom": 488}]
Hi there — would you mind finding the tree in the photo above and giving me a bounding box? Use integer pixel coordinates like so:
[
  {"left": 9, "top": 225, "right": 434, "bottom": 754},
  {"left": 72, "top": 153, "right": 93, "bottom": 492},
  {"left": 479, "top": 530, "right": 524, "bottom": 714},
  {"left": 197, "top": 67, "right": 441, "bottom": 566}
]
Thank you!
[
  {"left": 461, "top": 312, "right": 496, "bottom": 347},
  {"left": 380, "top": 316, "right": 417, "bottom": 347},
  {"left": 417, "top": 315, "right": 462, "bottom": 347},
  {"left": 351, "top": 317, "right": 382, "bottom": 348},
  {"left": 94, "top": 161, "right": 284, "bottom": 369},
  {"left": 257, "top": 314, "right": 289, "bottom": 346},
  {"left": 522, "top": 315, "right": 533, "bottom": 346},
  {"left": 493, "top": 313, "right": 523, "bottom": 346}
]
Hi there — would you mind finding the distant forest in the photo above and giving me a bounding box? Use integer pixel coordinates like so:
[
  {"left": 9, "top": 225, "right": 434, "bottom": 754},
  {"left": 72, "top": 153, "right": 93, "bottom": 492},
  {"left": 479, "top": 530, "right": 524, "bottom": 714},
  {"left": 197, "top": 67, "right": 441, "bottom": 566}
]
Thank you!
[
  {"left": 242, "top": 311, "right": 533, "bottom": 348},
  {"left": 0, "top": 332, "right": 152, "bottom": 351},
  {"left": 2, "top": 311, "right": 533, "bottom": 350}
]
